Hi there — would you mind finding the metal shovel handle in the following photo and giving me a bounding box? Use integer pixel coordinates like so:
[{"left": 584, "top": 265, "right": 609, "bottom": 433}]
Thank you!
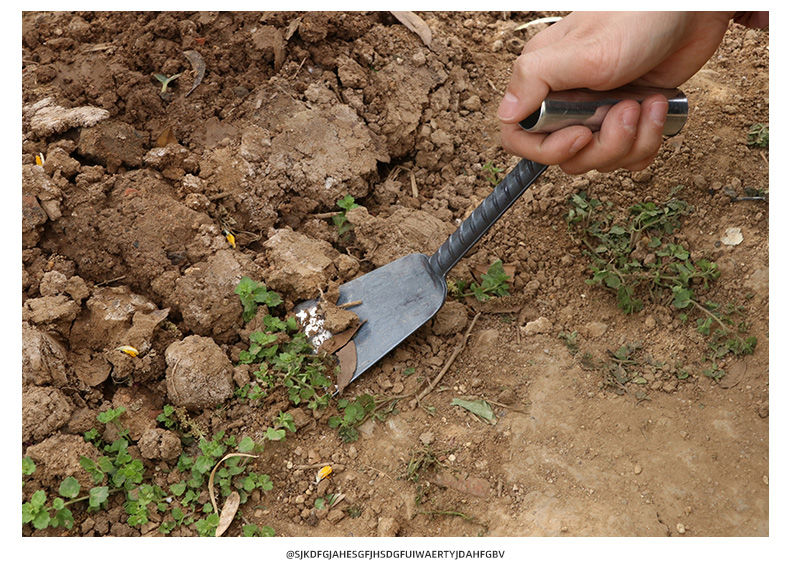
[{"left": 427, "top": 86, "right": 688, "bottom": 278}]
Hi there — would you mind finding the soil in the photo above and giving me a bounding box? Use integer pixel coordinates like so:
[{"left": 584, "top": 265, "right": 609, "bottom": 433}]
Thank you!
[{"left": 21, "top": 11, "right": 769, "bottom": 537}]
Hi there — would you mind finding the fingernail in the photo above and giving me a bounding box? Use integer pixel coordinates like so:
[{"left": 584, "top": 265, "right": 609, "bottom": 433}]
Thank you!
[
  {"left": 648, "top": 100, "right": 669, "bottom": 128},
  {"left": 497, "top": 92, "right": 520, "bottom": 120},
  {"left": 569, "top": 134, "right": 588, "bottom": 154},
  {"left": 621, "top": 107, "right": 639, "bottom": 133}
]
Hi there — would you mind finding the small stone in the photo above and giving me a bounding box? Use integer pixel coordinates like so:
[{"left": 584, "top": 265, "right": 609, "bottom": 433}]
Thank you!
[
  {"left": 327, "top": 508, "right": 346, "bottom": 524},
  {"left": 692, "top": 174, "right": 706, "bottom": 190},
  {"left": 432, "top": 301, "right": 468, "bottom": 336},
  {"left": 633, "top": 170, "right": 653, "bottom": 183},
  {"left": 757, "top": 402, "right": 768, "bottom": 418},
  {"left": 584, "top": 321, "right": 608, "bottom": 338},
  {"left": 521, "top": 317, "right": 552, "bottom": 336},
  {"left": 710, "top": 181, "right": 723, "bottom": 191},
  {"left": 634, "top": 464, "right": 642, "bottom": 475},
  {"left": 644, "top": 316, "right": 656, "bottom": 329},
  {"left": 377, "top": 516, "right": 400, "bottom": 537},
  {"left": 419, "top": 431, "right": 435, "bottom": 445},
  {"left": 676, "top": 523, "right": 686, "bottom": 534}
]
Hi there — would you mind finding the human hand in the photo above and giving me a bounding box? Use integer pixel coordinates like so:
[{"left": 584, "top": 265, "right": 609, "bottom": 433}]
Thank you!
[{"left": 498, "top": 11, "right": 733, "bottom": 174}]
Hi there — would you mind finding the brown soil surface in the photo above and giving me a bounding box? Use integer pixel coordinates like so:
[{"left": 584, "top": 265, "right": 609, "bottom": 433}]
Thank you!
[{"left": 21, "top": 11, "right": 768, "bottom": 538}]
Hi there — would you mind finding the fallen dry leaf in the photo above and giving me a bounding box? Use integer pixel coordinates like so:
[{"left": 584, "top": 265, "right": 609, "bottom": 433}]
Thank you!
[
  {"left": 215, "top": 491, "right": 240, "bottom": 537},
  {"left": 183, "top": 50, "right": 206, "bottom": 97},
  {"left": 335, "top": 340, "right": 357, "bottom": 393},
  {"left": 390, "top": 11, "right": 432, "bottom": 48},
  {"left": 155, "top": 127, "right": 178, "bottom": 147},
  {"left": 285, "top": 17, "right": 301, "bottom": 40},
  {"left": 318, "top": 319, "right": 366, "bottom": 355}
]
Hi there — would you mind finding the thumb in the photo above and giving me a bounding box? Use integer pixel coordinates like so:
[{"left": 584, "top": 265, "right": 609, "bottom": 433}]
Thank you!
[{"left": 497, "top": 42, "right": 616, "bottom": 124}]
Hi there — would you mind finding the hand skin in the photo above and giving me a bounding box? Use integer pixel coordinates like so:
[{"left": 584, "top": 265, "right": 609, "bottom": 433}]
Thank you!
[{"left": 498, "top": 11, "right": 736, "bottom": 174}]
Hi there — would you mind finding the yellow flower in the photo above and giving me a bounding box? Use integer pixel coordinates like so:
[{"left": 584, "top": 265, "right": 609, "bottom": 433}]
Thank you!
[
  {"left": 116, "top": 345, "right": 139, "bottom": 357},
  {"left": 315, "top": 465, "right": 332, "bottom": 483}
]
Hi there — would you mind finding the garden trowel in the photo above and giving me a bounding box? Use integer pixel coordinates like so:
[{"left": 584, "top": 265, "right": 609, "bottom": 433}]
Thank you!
[{"left": 296, "top": 86, "right": 688, "bottom": 382}]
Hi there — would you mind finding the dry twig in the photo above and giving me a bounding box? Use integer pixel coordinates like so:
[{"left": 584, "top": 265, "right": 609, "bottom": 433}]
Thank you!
[{"left": 416, "top": 312, "right": 481, "bottom": 402}]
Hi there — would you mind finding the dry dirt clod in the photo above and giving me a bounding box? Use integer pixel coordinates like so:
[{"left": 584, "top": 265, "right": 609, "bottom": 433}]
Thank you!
[
  {"left": 521, "top": 317, "right": 552, "bottom": 336},
  {"left": 165, "top": 335, "right": 234, "bottom": 410}
]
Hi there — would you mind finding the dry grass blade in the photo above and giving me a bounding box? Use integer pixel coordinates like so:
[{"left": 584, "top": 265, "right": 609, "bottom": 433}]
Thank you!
[
  {"left": 208, "top": 452, "right": 258, "bottom": 514},
  {"left": 215, "top": 490, "right": 240, "bottom": 537},
  {"left": 416, "top": 312, "right": 481, "bottom": 402},
  {"left": 390, "top": 11, "right": 432, "bottom": 48},
  {"left": 514, "top": 16, "right": 562, "bottom": 31}
]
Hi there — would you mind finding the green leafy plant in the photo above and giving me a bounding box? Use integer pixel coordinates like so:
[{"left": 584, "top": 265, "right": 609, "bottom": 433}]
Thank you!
[
  {"left": 22, "top": 456, "right": 36, "bottom": 477},
  {"left": 152, "top": 72, "right": 183, "bottom": 94},
  {"left": 235, "top": 276, "right": 283, "bottom": 322},
  {"left": 23, "top": 405, "right": 277, "bottom": 536},
  {"left": 482, "top": 161, "right": 504, "bottom": 186},
  {"left": 567, "top": 191, "right": 755, "bottom": 364},
  {"left": 238, "top": 307, "right": 333, "bottom": 407},
  {"left": 97, "top": 406, "right": 125, "bottom": 424},
  {"left": 21, "top": 475, "right": 85, "bottom": 531},
  {"left": 242, "top": 523, "right": 276, "bottom": 537},
  {"left": 450, "top": 259, "right": 511, "bottom": 302},
  {"left": 558, "top": 330, "right": 579, "bottom": 354},
  {"left": 333, "top": 194, "right": 359, "bottom": 236},
  {"left": 328, "top": 394, "right": 376, "bottom": 443},
  {"left": 746, "top": 123, "right": 769, "bottom": 148}
]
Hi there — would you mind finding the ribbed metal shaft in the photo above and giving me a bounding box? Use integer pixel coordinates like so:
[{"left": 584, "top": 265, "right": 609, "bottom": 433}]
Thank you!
[{"left": 428, "top": 159, "right": 548, "bottom": 278}]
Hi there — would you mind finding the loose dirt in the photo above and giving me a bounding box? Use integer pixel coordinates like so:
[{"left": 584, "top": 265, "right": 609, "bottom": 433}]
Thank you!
[{"left": 21, "top": 11, "right": 768, "bottom": 537}]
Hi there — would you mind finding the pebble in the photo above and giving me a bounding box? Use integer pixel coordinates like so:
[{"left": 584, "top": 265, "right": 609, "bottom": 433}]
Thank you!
[
  {"left": 676, "top": 523, "right": 686, "bottom": 534},
  {"left": 633, "top": 170, "right": 653, "bottom": 183},
  {"left": 711, "top": 181, "right": 723, "bottom": 191},
  {"left": 419, "top": 431, "right": 435, "bottom": 445},
  {"left": 634, "top": 464, "right": 642, "bottom": 475},
  {"left": 585, "top": 321, "right": 608, "bottom": 339},
  {"left": 645, "top": 316, "right": 656, "bottom": 329},
  {"left": 522, "top": 316, "right": 552, "bottom": 336},
  {"left": 692, "top": 174, "right": 706, "bottom": 190},
  {"left": 327, "top": 509, "right": 346, "bottom": 525}
]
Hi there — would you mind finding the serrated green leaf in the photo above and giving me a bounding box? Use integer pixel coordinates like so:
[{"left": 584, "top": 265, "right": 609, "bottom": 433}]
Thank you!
[
  {"left": 30, "top": 490, "right": 47, "bottom": 509},
  {"left": 238, "top": 436, "right": 255, "bottom": 453},
  {"left": 58, "top": 476, "right": 81, "bottom": 499},
  {"left": 22, "top": 456, "right": 36, "bottom": 476},
  {"left": 89, "top": 486, "right": 110, "bottom": 508}
]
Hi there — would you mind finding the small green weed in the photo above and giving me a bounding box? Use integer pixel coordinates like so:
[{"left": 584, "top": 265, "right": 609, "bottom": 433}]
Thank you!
[
  {"left": 558, "top": 330, "right": 579, "bottom": 354},
  {"left": 567, "top": 191, "right": 756, "bottom": 364},
  {"left": 746, "top": 123, "right": 769, "bottom": 148},
  {"left": 152, "top": 72, "right": 183, "bottom": 94},
  {"left": 23, "top": 406, "right": 278, "bottom": 536},
  {"left": 235, "top": 276, "right": 283, "bottom": 322},
  {"left": 450, "top": 259, "right": 511, "bottom": 302},
  {"left": 242, "top": 523, "right": 276, "bottom": 537},
  {"left": 482, "top": 161, "right": 504, "bottom": 186},
  {"left": 405, "top": 445, "right": 449, "bottom": 483},
  {"left": 332, "top": 194, "right": 359, "bottom": 236},
  {"left": 237, "top": 309, "right": 333, "bottom": 407},
  {"left": 328, "top": 394, "right": 376, "bottom": 443}
]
